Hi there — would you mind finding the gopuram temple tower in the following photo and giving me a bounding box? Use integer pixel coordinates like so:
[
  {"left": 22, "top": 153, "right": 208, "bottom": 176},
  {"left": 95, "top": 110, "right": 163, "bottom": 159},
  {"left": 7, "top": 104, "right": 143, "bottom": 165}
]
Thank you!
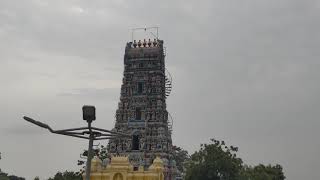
[{"left": 107, "top": 30, "right": 176, "bottom": 179}]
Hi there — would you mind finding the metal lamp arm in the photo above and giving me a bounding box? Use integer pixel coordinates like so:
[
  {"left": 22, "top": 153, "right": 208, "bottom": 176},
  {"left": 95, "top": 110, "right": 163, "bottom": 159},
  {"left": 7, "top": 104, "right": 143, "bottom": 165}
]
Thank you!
[
  {"left": 54, "top": 132, "right": 89, "bottom": 140},
  {"left": 23, "top": 116, "right": 54, "bottom": 132},
  {"left": 54, "top": 127, "right": 89, "bottom": 133},
  {"left": 23, "top": 116, "right": 89, "bottom": 139}
]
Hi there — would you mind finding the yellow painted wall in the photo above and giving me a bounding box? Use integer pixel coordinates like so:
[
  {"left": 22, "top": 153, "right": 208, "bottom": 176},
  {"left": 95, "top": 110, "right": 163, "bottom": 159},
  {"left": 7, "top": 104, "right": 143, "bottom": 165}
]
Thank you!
[{"left": 83, "top": 156, "right": 164, "bottom": 180}]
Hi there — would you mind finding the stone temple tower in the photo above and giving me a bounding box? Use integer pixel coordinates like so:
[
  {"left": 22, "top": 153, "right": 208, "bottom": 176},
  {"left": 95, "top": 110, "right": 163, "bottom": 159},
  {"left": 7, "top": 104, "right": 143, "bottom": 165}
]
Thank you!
[{"left": 107, "top": 38, "right": 175, "bottom": 179}]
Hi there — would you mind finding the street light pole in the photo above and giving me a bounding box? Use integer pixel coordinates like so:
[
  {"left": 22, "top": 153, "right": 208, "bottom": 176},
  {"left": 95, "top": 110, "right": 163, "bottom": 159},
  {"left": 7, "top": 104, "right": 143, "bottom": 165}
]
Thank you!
[
  {"left": 85, "top": 121, "right": 93, "bottom": 180},
  {"left": 23, "top": 105, "right": 130, "bottom": 180}
]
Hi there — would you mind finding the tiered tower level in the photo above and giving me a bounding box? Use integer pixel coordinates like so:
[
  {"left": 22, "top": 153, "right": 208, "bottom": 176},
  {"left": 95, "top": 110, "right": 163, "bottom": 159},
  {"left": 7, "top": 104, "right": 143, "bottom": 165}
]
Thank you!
[{"left": 108, "top": 39, "right": 175, "bottom": 178}]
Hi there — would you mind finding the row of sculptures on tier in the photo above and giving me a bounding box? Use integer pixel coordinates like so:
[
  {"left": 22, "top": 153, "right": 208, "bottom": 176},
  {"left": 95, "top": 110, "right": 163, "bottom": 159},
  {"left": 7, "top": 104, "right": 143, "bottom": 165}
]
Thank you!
[
  {"left": 123, "top": 74, "right": 165, "bottom": 83},
  {"left": 121, "top": 87, "right": 164, "bottom": 96},
  {"left": 118, "top": 99, "right": 164, "bottom": 109},
  {"left": 125, "top": 62, "right": 162, "bottom": 70},
  {"left": 116, "top": 111, "right": 167, "bottom": 122},
  {"left": 110, "top": 127, "right": 169, "bottom": 139},
  {"left": 121, "top": 85, "right": 165, "bottom": 96},
  {"left": 121, "top": 81, "right": 164, "bottom": 90},
  {"left": 130, "top": 39, "right": 159, "bottom": 48},
  {"left": 109, "top": 140, "right": 172, "bottom": 152},
  {"left": 125, "top": 53, "right": 159, "bottom": 60}
]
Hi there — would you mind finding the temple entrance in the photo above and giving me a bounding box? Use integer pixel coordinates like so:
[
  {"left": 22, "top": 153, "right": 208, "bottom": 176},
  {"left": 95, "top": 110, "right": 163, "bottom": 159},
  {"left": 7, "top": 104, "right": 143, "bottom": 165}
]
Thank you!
[{"left": 113, "top": 173, "right": 123, "bottom": 180}]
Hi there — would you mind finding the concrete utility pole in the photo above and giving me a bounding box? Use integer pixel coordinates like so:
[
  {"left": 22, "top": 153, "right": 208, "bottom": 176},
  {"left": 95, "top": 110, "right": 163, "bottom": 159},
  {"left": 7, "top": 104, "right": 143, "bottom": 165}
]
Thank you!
[{"left": 23, "top": 105, "right": 130, "bottom": 180}]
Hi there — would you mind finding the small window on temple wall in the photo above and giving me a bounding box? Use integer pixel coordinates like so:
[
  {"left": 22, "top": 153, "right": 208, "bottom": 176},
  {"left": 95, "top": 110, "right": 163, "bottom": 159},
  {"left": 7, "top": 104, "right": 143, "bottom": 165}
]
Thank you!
[
  {"left": 135, "top": 107, "right": 141, "bottom": 120},
  {"left": 138, "top": 82, "right": 143, "bottom": 94}
]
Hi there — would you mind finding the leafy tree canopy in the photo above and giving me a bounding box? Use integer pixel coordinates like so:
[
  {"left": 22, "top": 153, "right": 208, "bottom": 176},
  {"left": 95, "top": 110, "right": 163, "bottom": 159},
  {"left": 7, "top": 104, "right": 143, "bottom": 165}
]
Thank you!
[
  {"left": 172, "top": 145, "right": 189, "bottom": 173},
  {"left": 185, "top": 138, "right": 243, "bottom": 180},
  {"left": 185, "top": 138, "right": 285, "bottom": 180},
  {"left": 0, "top": 169, "right": 25, "bottom": 180},
  {"left": 240, "top": 164, "right": 285, "bottom": 180},
  {"left": 47, "top": 171, "right": 82, "bottom": 180}
]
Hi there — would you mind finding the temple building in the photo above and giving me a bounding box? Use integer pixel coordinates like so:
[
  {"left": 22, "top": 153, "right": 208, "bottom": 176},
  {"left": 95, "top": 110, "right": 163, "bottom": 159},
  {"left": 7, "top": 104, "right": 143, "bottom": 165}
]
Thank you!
[{"left": 107, "top": 38, "right": 176, "bottom": 179}]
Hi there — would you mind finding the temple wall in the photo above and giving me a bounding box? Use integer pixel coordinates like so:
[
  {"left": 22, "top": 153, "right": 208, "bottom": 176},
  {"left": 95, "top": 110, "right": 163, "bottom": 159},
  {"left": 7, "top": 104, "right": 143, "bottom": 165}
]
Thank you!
[{"left": 84, "top": 156, "right": 164, "bottom": 180}]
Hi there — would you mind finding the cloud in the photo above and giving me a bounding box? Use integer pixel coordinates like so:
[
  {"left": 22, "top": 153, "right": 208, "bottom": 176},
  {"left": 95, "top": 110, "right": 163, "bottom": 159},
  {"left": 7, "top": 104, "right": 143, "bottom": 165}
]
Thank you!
[
  {"left": 57, "top": 87, "right": 119, "bottom": 101},
  {"left": 1, "top": 124, "right": 46, "bottom": 135}
]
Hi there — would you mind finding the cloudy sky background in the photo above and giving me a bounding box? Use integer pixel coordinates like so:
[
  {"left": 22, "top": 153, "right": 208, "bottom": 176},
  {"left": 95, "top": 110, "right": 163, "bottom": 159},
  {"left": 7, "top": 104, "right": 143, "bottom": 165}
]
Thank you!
[{"left": 1, "top": 0, "right": 320, "bottom": 179}]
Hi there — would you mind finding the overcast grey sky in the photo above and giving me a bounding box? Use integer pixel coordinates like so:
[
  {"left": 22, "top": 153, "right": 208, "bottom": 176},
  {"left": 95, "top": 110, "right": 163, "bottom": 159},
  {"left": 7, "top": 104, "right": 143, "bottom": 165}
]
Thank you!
[{"left": 0, "top": 0, "right": 319, "bottom": 179}]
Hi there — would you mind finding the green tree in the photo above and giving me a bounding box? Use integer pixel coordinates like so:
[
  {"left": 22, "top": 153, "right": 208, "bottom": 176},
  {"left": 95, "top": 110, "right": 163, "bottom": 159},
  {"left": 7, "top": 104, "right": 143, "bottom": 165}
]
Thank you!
[
  {"left": 7, "top": 176, "right": 25, "bottom": 180},
  {"left": 77, "top": 145, "right": 109, "bottom": 172},
  {"left": 0, "top": 170, "right": 9, "bottom": 180},
  {"left": 240, "top": 164, "right": 285, "bottom": 180},
  {"left": 185, "top": 138, "right": 285, "bottom": 180},
  {"left": 0, "top": 170, "right": 24, "bottom": 180},
  {"left": 185, "top": 139, "right": 243, "bottom": 180},
  {"left": 47, "top": 171, "right": 82, "bottom": 180},
  {"left": 0, "top": 153, "right": 8, "bottom": 180},
  {"left": 172, "top": 145, "right": 189, "bottom": 173}
]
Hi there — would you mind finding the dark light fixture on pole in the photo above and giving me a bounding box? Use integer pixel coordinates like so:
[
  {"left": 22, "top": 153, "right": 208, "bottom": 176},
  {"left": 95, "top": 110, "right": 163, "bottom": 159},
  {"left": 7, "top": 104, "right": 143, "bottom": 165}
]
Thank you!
[{"left": 23, "top": 105, "right": 130, "bottom": 180}]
